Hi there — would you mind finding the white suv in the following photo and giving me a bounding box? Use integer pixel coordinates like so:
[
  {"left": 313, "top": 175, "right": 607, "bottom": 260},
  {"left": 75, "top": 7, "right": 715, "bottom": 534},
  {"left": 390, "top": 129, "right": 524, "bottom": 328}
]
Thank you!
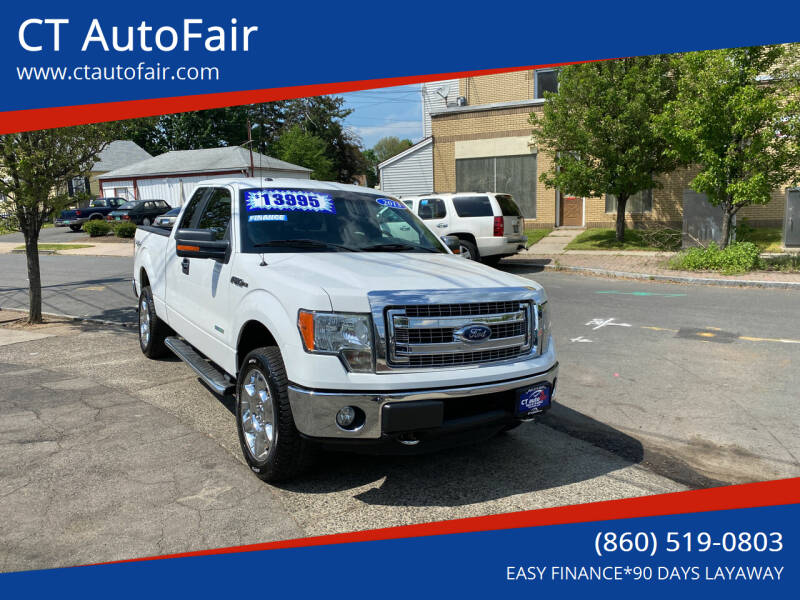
[{"left": 402, "top": 193, "right": 527, "bottom": 264}]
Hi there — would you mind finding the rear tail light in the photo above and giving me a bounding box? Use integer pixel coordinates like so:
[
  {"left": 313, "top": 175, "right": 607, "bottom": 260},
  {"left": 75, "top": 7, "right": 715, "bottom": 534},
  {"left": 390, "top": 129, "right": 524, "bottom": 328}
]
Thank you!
[
  {"left": 123, "top": 215, "right": 130, "bottom": 220},
  {"left": 493, "top": 216, "right": 504, "bottom": 237},
  {"left": 106, "top": 215, "right": 112, "bottom": 221}
]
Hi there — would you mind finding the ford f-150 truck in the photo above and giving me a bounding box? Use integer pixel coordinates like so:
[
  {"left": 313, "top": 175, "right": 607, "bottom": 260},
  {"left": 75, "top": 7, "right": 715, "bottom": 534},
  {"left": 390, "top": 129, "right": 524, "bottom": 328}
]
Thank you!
[{"left": 133, "top": 178, "right": 557, "bottom": 482}]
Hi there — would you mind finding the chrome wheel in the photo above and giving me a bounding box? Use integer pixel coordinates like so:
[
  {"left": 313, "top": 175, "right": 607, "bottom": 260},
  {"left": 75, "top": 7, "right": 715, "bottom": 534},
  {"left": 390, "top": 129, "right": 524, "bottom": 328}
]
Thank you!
[
  {"left": 240, "top": 369, "right": 275, "bottom": 461},
  {"left": 459, "top": 243, "right": 473, "bottom": 260},
  {"left": 139, "top": 299, "right": 150, "bottom": 346}
]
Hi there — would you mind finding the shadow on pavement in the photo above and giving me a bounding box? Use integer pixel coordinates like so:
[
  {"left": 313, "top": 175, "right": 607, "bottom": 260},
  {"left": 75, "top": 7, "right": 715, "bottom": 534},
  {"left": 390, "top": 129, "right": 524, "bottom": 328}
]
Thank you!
[{"left": 273, "top": 405, "right": 646, "bottom": 507}]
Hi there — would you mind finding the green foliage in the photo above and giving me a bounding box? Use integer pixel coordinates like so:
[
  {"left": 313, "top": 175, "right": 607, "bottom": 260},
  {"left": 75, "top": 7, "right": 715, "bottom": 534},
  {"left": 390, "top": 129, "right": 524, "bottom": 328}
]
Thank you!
[
  {"left": 372, "top": 137, "right": 413, "bottom": 163},
  {"left": 565, "top": 228, "right": 681, "bottom": 252},
  {"left": 83, "top": 220, "right": 111, "bottom": 237},
  {"left": 120, "top": 97, "right": 367, "bottom": 184},
  {"left": 113, "top": 221, "right": 137, "bottom": 238},
  {"left": 669, "top": 242, "right": 763, "bottom": 274},
  {"left": 274, "top": 125, "right": 336, "bottom": 180},
  {"left": 761, "top": 254, "right": 800, "bottom": 272},
  {"left": 656, "top": 45, "right": 800, "bottom": 247},
  {"left": 525, "top": 228, "right": 552, "bottom": 247},
  {"left": 529, "top": 55, "right": 680, "bottom": 242},
  {"left": 362, "top": 148, "right": 379, "bottom": 187}
]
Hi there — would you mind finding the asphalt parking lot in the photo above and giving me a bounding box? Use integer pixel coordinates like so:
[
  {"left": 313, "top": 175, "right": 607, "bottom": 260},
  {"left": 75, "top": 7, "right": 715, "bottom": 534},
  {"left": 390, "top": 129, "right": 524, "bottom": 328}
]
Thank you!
[{"left": 1, "top": 253, "right": 798, "bottom": 572}]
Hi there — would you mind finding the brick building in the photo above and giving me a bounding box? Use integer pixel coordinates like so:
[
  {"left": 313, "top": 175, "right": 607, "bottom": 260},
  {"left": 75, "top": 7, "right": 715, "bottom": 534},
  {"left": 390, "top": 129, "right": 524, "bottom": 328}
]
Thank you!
[{"left": 431, "top": 70, "right": 794, "bottom": 233}]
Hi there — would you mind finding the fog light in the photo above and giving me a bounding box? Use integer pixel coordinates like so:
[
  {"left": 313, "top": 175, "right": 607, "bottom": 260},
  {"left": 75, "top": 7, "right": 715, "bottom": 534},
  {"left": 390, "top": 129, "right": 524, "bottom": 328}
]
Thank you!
[{"left": 336, "top": 406, "right": 357, "bottom": 428}]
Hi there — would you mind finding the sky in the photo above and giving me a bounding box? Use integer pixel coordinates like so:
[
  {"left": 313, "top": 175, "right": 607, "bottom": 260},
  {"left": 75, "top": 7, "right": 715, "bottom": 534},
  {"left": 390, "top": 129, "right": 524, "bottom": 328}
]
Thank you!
[{"left": 336, "top": 84, "right": 425, "bottom": 149}]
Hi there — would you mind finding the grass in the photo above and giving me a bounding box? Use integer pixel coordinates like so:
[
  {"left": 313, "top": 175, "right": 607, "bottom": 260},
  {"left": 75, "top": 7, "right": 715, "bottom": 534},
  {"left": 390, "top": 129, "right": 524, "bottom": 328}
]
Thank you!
[
  {"left": 525, "top": 228, "right": 552, "bottom": 247},
  {"left": 14, "top": 243, "right": 93, "bottom": 251},
  {"left": 737, "top": 227, "right": 783, "bottom": 252},
  {"left": 761, "top": 254, "right": 800, "bottom": 272},
  {"left": 564, "top": 228, "right": 681, "bottom": 252}
]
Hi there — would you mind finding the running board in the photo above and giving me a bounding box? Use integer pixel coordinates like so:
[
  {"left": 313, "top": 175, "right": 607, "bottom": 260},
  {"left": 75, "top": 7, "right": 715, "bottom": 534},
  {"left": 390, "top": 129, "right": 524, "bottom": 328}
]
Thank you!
[{"left": 164, "top": 337, "right": 235, "bottom": 395}]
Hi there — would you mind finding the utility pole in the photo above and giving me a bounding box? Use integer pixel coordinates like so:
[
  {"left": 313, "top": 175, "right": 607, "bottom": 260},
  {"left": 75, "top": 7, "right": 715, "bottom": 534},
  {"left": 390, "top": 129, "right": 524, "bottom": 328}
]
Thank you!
[{"left": 247, "top": 120, "right": 255, "bottom": 177}]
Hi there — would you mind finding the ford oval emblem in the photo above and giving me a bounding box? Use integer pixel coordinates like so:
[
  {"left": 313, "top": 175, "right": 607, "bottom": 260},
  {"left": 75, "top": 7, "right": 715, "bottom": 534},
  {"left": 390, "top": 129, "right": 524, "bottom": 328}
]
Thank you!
[{"left": 455, "top": 324, "right": 492, "bottom": 343}]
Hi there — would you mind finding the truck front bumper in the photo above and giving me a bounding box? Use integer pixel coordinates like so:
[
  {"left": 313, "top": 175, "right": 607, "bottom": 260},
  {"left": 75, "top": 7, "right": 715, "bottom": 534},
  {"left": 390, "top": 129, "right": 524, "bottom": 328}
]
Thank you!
[{"left": 287, "top": 363, "right": 557, "bottom": 444}]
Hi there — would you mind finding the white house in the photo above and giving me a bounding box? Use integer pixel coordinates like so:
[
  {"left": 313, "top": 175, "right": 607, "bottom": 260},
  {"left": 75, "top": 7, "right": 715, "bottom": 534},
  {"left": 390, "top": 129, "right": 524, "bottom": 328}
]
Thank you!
[
  {"left": 378, "top": 138, "right": 433, "bottom": 197},
  {"left": 376, "top": 79, "right": 458, "bottom": 197},
  {"left": 97, "top": 146, "right": 311, "bottom": 207}
]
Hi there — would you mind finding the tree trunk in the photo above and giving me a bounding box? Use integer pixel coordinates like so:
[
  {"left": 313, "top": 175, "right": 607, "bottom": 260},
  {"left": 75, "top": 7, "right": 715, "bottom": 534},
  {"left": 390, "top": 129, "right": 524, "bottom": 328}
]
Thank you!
[
  {"left": 23, "top": 224, "right": 43, "bottom": 324},
  {"left": 615, "top": 195, "right": 629, "bottom": 242},
  {"left": 719, "top": 206, "right": 734, "bottom": 250}
]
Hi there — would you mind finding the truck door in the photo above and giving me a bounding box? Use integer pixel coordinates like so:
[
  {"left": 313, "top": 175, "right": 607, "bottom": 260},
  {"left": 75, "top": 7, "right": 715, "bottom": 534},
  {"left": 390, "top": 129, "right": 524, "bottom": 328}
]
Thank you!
[{"left": 165, "top": 187, "right": 235, "bottom": 367}]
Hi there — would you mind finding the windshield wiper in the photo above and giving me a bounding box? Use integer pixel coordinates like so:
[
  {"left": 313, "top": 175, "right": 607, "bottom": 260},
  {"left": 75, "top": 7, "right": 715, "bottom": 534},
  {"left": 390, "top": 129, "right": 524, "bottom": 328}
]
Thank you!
[
  {"left": 360, "top": 243, "right": 438, "bottom": 253},
  {"left": 252, "top": 239, "right": 358, "bottom": 252}
]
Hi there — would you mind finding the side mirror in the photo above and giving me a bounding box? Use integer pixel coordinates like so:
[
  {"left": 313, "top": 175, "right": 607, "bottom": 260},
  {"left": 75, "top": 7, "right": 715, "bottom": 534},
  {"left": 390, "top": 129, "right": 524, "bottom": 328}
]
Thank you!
[
  {"left": 441, "top": 235, "right": 461, "bottom": 255},
  {"left": 175, "top": 229, "right": 230, "bottom": 262}
]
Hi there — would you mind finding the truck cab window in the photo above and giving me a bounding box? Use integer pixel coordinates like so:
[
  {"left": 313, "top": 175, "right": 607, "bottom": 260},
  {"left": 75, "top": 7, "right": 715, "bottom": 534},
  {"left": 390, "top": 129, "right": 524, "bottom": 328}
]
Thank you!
[
  {"left": 179, "top": 188, "right": 207, "bottom": 229},
  {"left": 197, "top": 188, "right": 232, "bottom": 240}
]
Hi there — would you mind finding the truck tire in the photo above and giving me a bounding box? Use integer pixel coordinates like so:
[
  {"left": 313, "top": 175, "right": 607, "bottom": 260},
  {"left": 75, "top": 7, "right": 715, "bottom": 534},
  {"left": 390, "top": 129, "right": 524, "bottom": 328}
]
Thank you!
[
  {"left": 138, "top": 286, "right": 170, "bottom": 358},
  {"left": 236, "top": 347, "right": 313, "bottom": 482},
  {"left": 458, "top": 239, "right": 479, "bottom": 261},
  {"left": 69, "top": 224, "right": 82, "bottom": 232}
]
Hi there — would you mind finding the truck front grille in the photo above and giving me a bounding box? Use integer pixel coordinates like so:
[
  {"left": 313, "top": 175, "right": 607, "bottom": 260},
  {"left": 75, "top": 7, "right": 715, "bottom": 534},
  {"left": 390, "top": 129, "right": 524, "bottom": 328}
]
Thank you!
[{"left": 386, "top": 301, "right": 534, "bottom": 369}]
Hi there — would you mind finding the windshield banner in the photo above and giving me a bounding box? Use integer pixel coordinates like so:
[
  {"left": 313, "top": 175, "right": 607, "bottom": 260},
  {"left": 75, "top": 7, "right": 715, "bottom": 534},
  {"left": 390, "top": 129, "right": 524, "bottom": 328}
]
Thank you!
[{"left": 243, "top": 189, "right": 336, "bottom": 215}]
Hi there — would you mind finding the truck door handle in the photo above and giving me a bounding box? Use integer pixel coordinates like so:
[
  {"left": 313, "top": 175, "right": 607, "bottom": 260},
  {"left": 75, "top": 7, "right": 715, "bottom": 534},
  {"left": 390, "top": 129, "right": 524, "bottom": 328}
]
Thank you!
[
  {"left": 181, "top": 258, "right": 190, "bottom": 275},
  {"left": 436, "top": 223, "right": 448, "bottom": 228}
]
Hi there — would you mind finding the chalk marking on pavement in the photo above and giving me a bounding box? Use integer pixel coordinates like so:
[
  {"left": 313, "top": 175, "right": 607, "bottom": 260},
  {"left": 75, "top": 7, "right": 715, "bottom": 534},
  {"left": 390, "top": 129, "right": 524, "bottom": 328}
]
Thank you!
[
  {"left": 570, "top": 336, "right": 593, "bottom": 343},
  {"left": 639, "top": 325, "right": 800, "bottom": 346},
  {"left": 739, "top": 335, "right": 800, "bottom": 345},
  {"left": 586, "top": 318, "right": 632, "bottom": 330},
  {"left": 596, "top": 290, "right": 687, "bottom": 297},
  {"left": 75, "top": 285, "right": 106, "bottom": 291}
]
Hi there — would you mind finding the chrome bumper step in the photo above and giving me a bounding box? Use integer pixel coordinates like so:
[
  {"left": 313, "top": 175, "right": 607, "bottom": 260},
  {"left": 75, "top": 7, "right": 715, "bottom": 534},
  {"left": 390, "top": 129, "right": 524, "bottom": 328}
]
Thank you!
[{"left": 165, "top": 337, "right": 234, "bottom": 395}]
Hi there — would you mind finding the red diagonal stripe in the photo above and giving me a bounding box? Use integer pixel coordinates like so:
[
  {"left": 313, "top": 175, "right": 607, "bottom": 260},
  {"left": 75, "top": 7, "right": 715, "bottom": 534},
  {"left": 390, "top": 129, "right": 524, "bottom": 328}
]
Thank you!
[
  {"left": 0, "top": 59, "right": 607, "bottom": 134},
  {"left": 92, "top": 476, "right": 799, "bottom": 567}
]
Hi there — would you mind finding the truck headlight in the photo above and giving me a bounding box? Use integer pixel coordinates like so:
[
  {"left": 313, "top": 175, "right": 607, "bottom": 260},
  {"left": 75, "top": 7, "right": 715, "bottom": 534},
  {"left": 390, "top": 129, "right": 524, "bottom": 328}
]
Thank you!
[
  {"left": 536, "top": 302, "right": 551, "bottom": 356},
  {"left": 297, "top": 310, "right": 374, "bottom": 372}
]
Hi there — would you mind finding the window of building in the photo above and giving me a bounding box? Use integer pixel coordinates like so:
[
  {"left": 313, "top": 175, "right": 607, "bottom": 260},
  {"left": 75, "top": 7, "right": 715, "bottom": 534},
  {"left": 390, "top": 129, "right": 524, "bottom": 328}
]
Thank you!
[
  {"left": 456, "top": 154, "right": 537, "bottom": 218},
  {"left": 605, "top": 189, "right": 653, "bottom": 214},
  {"left": 535, "top": 69, "right": 559, "bottom": 99},
  {"left": 68, "top": 176, "right": 90, "bottom": 197},
  {"left": 453, "top": 196, "right": 493, "bottom": 217}
]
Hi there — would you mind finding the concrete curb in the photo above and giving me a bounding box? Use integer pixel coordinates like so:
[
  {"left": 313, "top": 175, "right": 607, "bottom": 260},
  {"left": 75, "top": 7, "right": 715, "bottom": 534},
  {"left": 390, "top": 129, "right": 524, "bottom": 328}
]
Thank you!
[
  {"left": 0, "top": 306, "right": 136, "bottom": 328},
  {"left": 504, "top": 260, "right": 800, "bottom": 290}
]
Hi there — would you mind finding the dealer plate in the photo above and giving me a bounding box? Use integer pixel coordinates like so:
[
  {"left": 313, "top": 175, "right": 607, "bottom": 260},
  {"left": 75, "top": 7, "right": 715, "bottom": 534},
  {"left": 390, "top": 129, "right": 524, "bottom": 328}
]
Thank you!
[{"left": 515, "top": 383, "right": 551, "bottom": 417}]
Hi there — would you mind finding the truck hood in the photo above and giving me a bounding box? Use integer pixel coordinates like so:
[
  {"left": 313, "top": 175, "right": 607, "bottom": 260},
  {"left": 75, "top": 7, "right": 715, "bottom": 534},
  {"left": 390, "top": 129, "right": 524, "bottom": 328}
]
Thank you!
[{"left": 262, "top": 252, "right": 542, "bottom": 312}]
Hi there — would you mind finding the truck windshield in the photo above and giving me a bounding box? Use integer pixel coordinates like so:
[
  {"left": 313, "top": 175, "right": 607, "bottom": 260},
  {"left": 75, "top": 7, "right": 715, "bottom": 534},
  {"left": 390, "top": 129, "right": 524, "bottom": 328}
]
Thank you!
[{"left": 239, "top": 188, "right": 448, "bottom": 254}]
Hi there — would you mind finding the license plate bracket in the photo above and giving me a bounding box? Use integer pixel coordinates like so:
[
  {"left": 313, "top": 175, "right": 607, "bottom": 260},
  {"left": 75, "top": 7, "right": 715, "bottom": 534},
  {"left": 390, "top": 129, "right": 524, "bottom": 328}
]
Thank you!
[{"left": 515, "top": 383, "right": 551, "bottom": 417}]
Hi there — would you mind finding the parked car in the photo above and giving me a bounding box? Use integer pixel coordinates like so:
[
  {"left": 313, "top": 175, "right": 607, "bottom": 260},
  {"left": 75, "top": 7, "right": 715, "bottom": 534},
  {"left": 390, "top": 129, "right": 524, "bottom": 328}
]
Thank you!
[
  {"left": 108, "top": 199, "right": 171, "bottom": 226},
  {"left": 55, "top": 197, "right": 126, "bottom": 231},
  {"left": 133, "top": 179, "right": 556, "bottom": 482},
  {"left": 153, "top": 207, "right": 181, "bottom": 229},
  {"left": 401, "top": 193, "right": 527, "bottom": 264}
]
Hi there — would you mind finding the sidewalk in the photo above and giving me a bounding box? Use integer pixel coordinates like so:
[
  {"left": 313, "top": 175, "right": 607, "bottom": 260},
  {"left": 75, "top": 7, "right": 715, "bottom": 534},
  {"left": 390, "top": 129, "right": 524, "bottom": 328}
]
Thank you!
[
  {"left": 506, "top": 251, "right": 800, "bottom": 286},
  {"left": 0, "top": 242, "right": 133, "bottom": 257},
  {"left": 509, "top": 228, "right": 800, "bottom": 287}
]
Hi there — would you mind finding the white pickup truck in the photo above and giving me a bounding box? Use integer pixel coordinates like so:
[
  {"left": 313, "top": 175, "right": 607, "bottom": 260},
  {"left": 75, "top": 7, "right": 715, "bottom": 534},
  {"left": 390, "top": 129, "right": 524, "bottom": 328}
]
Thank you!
[{"left": 133, "top": 178, "right": 558, "bottom": 481}]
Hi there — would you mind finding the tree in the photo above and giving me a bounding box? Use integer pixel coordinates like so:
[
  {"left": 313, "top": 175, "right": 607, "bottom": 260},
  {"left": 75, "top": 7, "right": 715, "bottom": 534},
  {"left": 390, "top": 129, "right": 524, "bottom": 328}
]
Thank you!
[
  {"left": 274, "top": 125, "right": 336, "bottom": 180},
  {"left": 282, "top": 96, "right": 367, "bottom": 183},
  {"left": 656, "top": 45, "right": 800, "bottom": 247},
  {"left": 529, "top": 56, "right": 680, "bottom": 241},
  {"left": 362, "top": 148, "right": 379, "bottom": 187},
  {"left": 0, "top": 124, "right": 122, "bottom": 323},
  {"left": 372, "top": 136, "right": 413, "bottom": 164}
]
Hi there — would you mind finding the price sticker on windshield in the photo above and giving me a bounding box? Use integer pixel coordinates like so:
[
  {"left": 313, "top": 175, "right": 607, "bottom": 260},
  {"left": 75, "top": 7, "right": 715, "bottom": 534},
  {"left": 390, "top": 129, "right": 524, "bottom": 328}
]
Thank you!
[
  {"left": 376, "top": 197, "right": 407, "bottom": 209},
  {"left": 244, "top": 189, "right": 336, "bottom": 214}
]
